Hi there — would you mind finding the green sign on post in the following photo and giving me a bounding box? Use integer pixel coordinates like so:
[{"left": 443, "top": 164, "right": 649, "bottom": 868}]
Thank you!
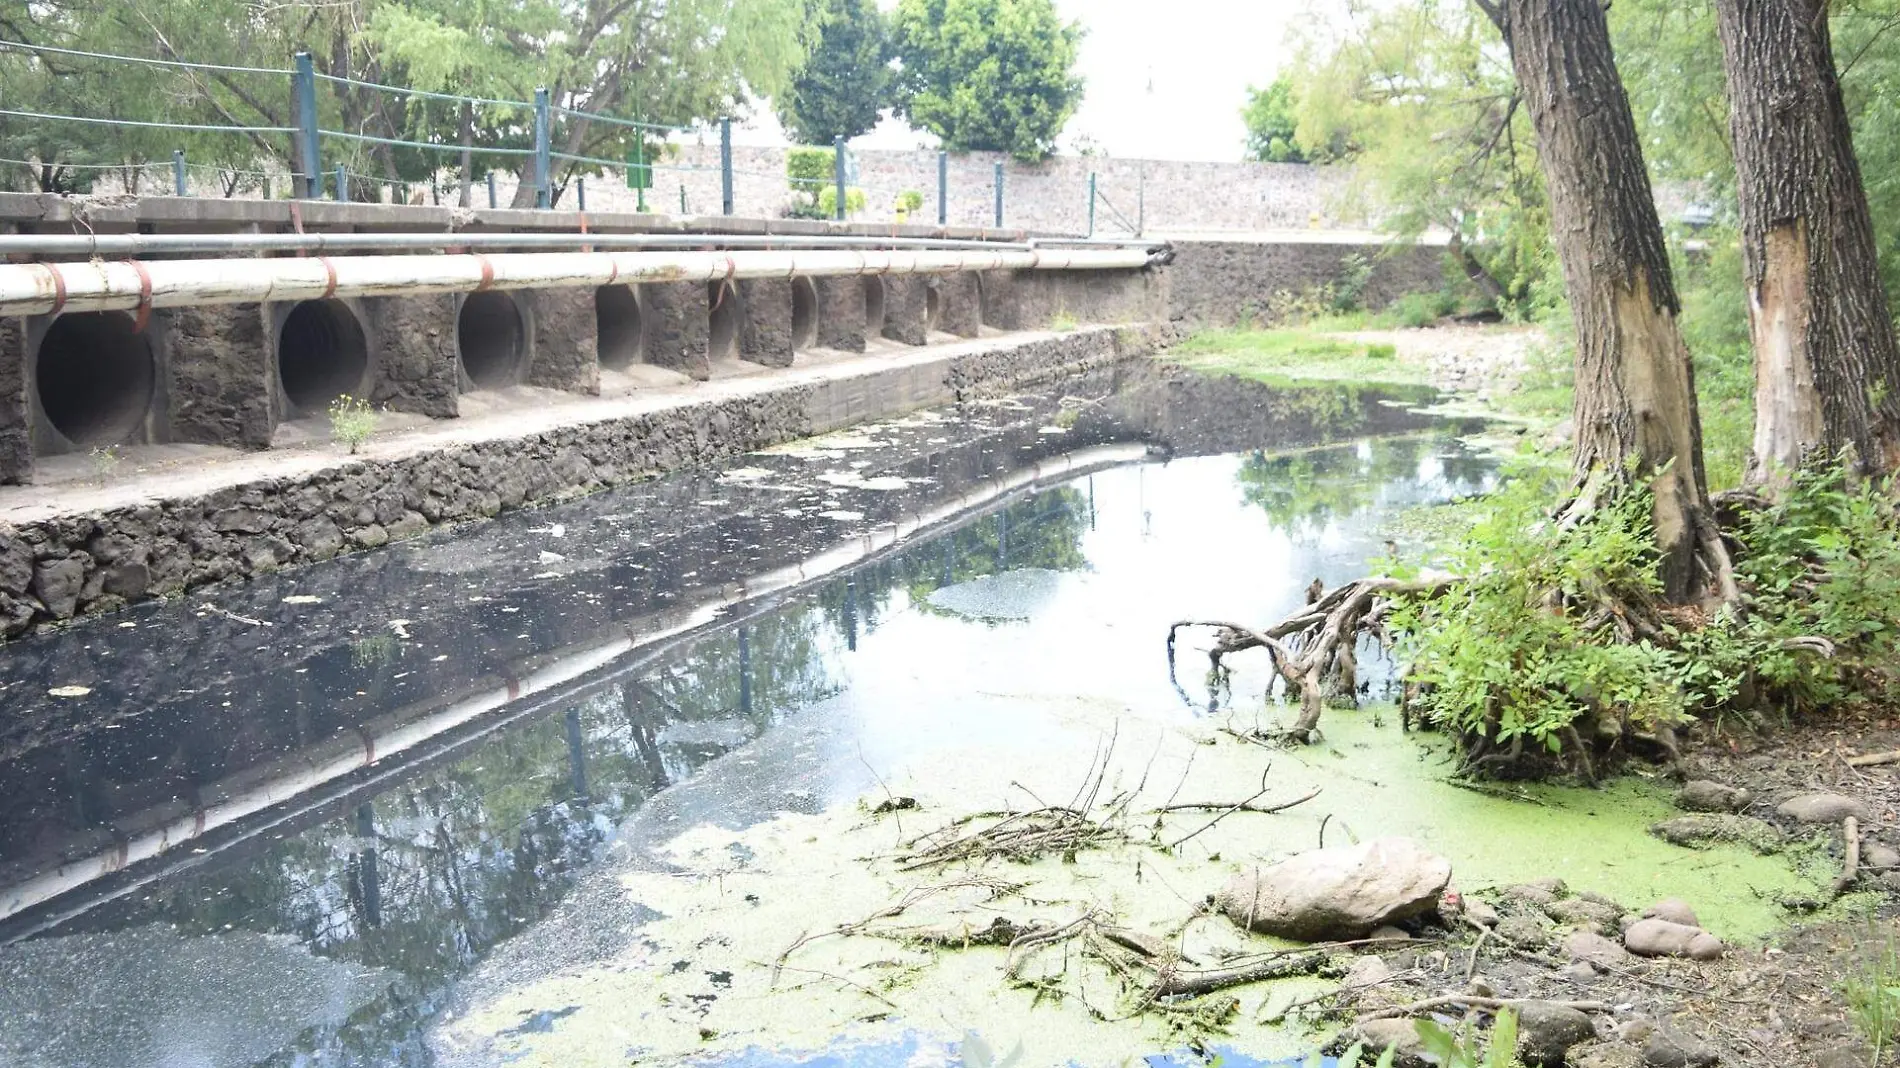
[{"left": 627, "top": 138, "right": 652, "bottom": 213}]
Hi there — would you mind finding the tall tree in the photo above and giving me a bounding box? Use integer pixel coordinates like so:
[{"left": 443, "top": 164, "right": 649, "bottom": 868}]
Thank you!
[
  {"left": 778, "top": 0, "right": 893, "bottom": 145},
  {"left": 1715, "top": 0, "right": 1900, "bottom": 483},
  {"left": 890, "top": 0, "right": 1084, "bottom": 161},
  {"left": 1475, "top": 0, "right": 1732, "bottom": 603}
]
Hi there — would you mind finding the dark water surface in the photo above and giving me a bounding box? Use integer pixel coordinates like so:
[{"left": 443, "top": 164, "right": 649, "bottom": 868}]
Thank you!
[{"left": 0, "top": 363, "right": 1490, "bottom": 1067}]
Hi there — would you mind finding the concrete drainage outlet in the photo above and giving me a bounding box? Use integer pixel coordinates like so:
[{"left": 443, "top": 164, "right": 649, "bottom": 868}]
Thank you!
[
  {"left": 707, "top": 281, "right": 741, "bottom": 361},
  {"left": 278, "top": 299, "right": 369, "bottom": 413},
  {"left": 595, "top": 284, "right": 644, "bottom": 369},
  {"left": 862, "top": 276, "right": 887, "bottom": 337},
  {"left": 457, "top": 291, "right": 525, "bottom": 389},
  {"left": 791, "top": 276, "right": 819, "bottom": 351},
  {"left": 34, "top": 310, "right": 155, "bottom": 448}
]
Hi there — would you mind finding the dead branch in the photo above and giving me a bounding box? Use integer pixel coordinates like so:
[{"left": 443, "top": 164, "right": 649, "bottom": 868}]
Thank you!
[
  {"left": 1170, "top": 576, "right": 1454, "bottom": 743},
  {"left": 1358, "top": 994, "right": 1614, "bottom": 1023},
  {"left": 1161, "top": 784, "right": 1324, "bottom": 851},
  {"left": 1835, "top": 815, "right": 1862, "bottom": 896},
  {"left": 1147, "top": 949, "right": 1333, "bottom": 998},
  {"left": 1847, "top": 749, "right": 1900, "bottom": 768}
]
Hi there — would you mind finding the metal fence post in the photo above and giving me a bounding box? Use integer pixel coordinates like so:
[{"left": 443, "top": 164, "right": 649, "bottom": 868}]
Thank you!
[
  {"left": 532, "top": 86, "right": 551, "bottom": 209},
  {"left": 576, "top": 177, "right": 586, "bottom": 212},
  {"left": 335, "top": 164, "right": 348, "bottom": 202},
  {"left": 293, "top": 52, "right": 322, "bottom": 199},
  {"left": 993, "top": 162, "right": 1004, "bottom": 227},
  {"left": 487, "top": 171, "right": 497, "bottom": 209},
  {"left": 680, "top": 183, "right": 687, "bottom": 214},
  {"left": 1087, "top": 171, "right": 1096, "bottom": 237},
  {"left": 833, "top": 135, "right": 847, "bottom": 221},
  {"left": 937, "top": 150, "right": 947, "bottom": 225},
  {"left": 720, "top": 117, "right": 734, "bottom": 216},
  {"left": 171, "top": 150, "right": 187, "bottom": 197}
]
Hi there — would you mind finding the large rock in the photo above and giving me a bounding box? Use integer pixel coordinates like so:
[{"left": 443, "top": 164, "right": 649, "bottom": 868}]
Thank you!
[
  {"left": 1565, "top": 930, "right": 1632, "bottom": 968},
  {"left": 1217, "top": 837, "right": 1453, "bottom": 942},
  {"left": 1515, "top": 1000, "right": 1598, "bottom": 1067},
  {"left": 1776, "top": 793, "right": 1872, "bottom": 825},
  {"left": 1642, "top": 899, "right": 1699, "bottom": 927},
  {"left": 1623, "top": 919, "right": 1724, "bottom": 961},
  {"left": 31, "top": 554, "right": 86, "bottom": 620},
  {"left": 1650, "top": 814, "right": 1782, "bottom": 854},
  {"left": 1675, "top": 780, "right": 1751, "bottom": 813}
]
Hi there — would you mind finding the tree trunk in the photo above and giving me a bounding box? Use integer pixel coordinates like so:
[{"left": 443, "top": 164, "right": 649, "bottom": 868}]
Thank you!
[
  {"left": 1448, "top": 232, "right": 1508, "bottom": 309},
  {"left": 1715, "top": 0, "right": 1900, "bottom": 484},
  {"left": 458, "top": 100, "right": 474, "bottom": 209},
  {"left": 1484, "top": 0, "right": 1731, "bottom": 604}
]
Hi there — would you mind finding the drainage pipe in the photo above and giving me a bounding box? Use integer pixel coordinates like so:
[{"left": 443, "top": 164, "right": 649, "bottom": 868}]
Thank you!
[
  {"left": 0, "top": 231, "right": 1169, "bottom": 259},
  {"left": 0, "top": 247, "right": 1158, "bottom": 318}
]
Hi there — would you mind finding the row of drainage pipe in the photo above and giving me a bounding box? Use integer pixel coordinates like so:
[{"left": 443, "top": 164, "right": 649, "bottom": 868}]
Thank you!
[{"left": 24, "top": 273, "right": 882, "bottom": 453}]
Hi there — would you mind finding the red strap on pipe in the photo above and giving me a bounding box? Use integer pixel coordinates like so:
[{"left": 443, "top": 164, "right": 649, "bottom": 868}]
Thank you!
[
  {"left": 43, "top": 262, "right": 67, "bottom": 317},
  {"left": 128, "top": 259, "right": 154, "bottom": 332},
  {"left": 318, "top": 256, "right": 339, "bottom": 300},
  {"left": 474, "top": 254, "right": 496, "bottom": 291}
]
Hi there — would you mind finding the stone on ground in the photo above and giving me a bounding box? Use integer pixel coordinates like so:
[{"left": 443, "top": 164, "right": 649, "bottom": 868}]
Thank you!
[
  {"left": 1675, "top": 780, "right": 1751, "bottom": 813},
  {"left": 1565, "top": 929, "right": 1631, "bottom": 968},
  {"left": 1649, "top": 814, "right": 1783, "bottom": 854},
  {"left": 1216, "top": 837, "right": 1452, "bottom": 941},
  {"left": 1514, "top": 1000, "right": 1598, "bottom": 1067},
  {"left": 1865, "top": 843, "right": 1900, "bottom": 871},
  {"left": 1642, "top": 1025, "right": 1721, "bottom": 1067},
  {"left": 1641, "top": 898, "right": 1699, "bottom": 927},
  {"left": 1622, "top": 918, "right": 1724, "bottom": 961},
  {"left": 1776, "top": 792, "right": 1872, "bottom": 824},
  {"left": 1348, "top": 1018, "right": 1433, "bottom": 1068},
  {"left": 1545, "top": 897, "right": 1622, "bottom": 933}
]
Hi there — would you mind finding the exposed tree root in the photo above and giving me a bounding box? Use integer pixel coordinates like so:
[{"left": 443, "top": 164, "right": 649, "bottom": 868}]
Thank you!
[{"left": 1168, "top": 577, "right": 1453, "bottom": 744}]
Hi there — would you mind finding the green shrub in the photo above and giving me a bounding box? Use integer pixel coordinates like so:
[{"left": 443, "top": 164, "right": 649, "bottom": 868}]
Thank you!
[
  {"left": 896, "top": 188, "right": 925, "bottom": 213},
  {"left": 328, "top": 394, "right": 377, "bottom": 454},
  {"left": 817, "top": 185, "right": 867, "bottom": 218},
  {"left": 1364, "top": 342, "right": 1397, "bottom": 360},
  {"left": 1332, "top": 252, "right": 1374, "bottom": 313},
  {"left": 1390, "top": 292, "right": 1444, "bottom": 329}
]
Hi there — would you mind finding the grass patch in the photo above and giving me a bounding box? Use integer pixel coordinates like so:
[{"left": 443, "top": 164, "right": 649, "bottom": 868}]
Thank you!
[{"left": 1171, "top": 327, "right": 1432, "bottom": 389}]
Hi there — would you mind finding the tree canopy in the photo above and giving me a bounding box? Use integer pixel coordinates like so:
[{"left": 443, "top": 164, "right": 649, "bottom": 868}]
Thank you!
[
  {"left": 1240, "top": 77, "right": 1308, "bottom": 163},
  {"left": 0, "top": 0, "right": 817, "bottom": 199},
  {"left": 778, "top": 0, "right": 894, "bottom": 145},
  {"left": 890, "top": 0, "right": 1084, "bottom": 160}
]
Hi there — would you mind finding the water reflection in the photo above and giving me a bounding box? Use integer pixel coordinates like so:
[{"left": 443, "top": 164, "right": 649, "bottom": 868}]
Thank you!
[{"left": 0, "top": 365, "right": 1488, "bottom": 1067}]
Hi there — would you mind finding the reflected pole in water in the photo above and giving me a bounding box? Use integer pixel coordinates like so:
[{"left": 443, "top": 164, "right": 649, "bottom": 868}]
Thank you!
[
  {"left": 351, "top": 803, "right": 382, "bottom": 929},
  {"left": 738, "top": 626, "right": 752, "bottom": 719},
  {"left": 564, "top": 708, "right": 588, "bottom": 802},
  {"left": 621, "top": 683, "right": 671, "bottom": 793},
  {"left": 1089, "top": 476, "right": 1097, "bottom": 531},
  {"left": 843, "top": 580, "right": 858, "bottom": 652},
  {"left": 997, "top": 509, "right": 1009, "bottom": 568}
]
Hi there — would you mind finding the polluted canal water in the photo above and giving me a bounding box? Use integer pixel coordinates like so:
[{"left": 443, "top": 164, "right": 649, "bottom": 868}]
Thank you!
[{"left": 0, "top": 362, "right": 1834, "bottom": 1067}]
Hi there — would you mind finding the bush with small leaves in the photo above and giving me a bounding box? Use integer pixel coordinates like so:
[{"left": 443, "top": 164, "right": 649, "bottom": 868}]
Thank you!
[{"left": 328, "top": 395, "right": 377, "bottom": 454}]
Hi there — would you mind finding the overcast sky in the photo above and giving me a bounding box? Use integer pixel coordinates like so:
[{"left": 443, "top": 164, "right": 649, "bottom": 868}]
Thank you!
[{"left": 736, "top": 2, "right": 1315, "bottom": 163}]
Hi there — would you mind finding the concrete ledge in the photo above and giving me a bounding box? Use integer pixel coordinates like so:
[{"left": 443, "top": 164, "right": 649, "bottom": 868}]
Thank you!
[{"left": 0, "top": 323, "right": 1175, "bottom": 638}]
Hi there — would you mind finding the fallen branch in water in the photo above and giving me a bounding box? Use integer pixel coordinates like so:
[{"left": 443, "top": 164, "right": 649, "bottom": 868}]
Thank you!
[
  {"left": 1161, "top": 780, "right": 1323, "bottom": 851},
  {"left": 1146, "top": 948, "right": 1334, "bottom": 998},
  {"left": 1169, "top": 576, "right": 1453, "bottom": 744},
  {"left": 770, "top": 876, "right": 1021, "bottom": 983}
]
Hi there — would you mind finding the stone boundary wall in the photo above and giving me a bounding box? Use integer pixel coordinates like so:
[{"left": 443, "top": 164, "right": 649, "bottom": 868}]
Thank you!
[
  {"left": 0, "top": 324, "right": 1171, "bottom": 640},
  {"left": 1165, "top": 239, "right": 1454, "bottom": 328}
]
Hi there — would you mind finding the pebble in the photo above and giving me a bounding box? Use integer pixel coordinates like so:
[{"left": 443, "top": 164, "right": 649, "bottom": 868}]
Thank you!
[
  {"left": 1623, "top": 918, "right": 1725, "bottom": 961},
  {"left": 1505, "top": 883, "right": 1561, "bottom": 907},
  {"left": 1864, "top": 843, "right": 1900, "bottom": 871},
  {"left": 1368, "top": 925, "right": 1412, "bottom": 942},
  {"left": 1343, "top": 954, "right": 1394, "bottom": 990},
  {"left": 1642, "top": 898, "right": 1699, "bottom": 927},
  {"left": 1776, "top": 792, "right": 1872, "bottom": 824},
  {"left": 1465, "top": 897, "right": 1500, "bottom": 928},
  {"left": 1675, "top": 779, "right": 1752, "bottom": 813}
]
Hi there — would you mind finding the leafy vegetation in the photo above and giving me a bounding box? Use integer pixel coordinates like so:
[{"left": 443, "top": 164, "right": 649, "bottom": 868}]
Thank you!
[
  {"left": 1386, "top": 463, "right": 1900, "bottom": 773},
  {"left": 890, "top": 0, "right": 1084, "bottom": 160},
  {"left": 328, "top": 395, "right": 377, "bottom": 454},
  {"left": 1844, "top": 928, "right": 1900, "bottom": 1061},
  {"left": 1240, "top": 77, "right": 1312, "bottom": 163},
  {"left": 1172, "top": 329, "right": 1432, "bottom": 389}
]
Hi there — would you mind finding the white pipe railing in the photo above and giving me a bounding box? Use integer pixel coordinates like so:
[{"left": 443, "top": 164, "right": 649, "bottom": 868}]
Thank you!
[
  {"left": 0, "top": 231, "right": 1169, "bottom": 258},
  {"left": 0, "top": 247, "right": 1157, "bottom": 318}
]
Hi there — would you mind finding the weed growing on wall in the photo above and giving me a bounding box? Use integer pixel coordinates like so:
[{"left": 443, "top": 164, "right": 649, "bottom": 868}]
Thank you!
[
  {"left": 328, "top": 395, "right": 377, "bottom": 454},
  {"left": 87, "top": 445, "right": 121, "bottom": 484}
]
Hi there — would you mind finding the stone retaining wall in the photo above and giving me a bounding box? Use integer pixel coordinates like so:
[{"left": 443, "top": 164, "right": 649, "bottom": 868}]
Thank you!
[{"left": 0, "top": 324, "right": 1172, "bottom": 639}]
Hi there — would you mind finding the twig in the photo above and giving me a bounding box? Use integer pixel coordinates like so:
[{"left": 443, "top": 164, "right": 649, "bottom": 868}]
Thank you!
[
  {"left": 199, "top": 603, "right": 270, "bottom": 627},
  {"left": 1464, "top": 917, "right": 1494, "bottom": 982},
  {"left": 773, "top": 962, "right": 901, "bottom": 1011},
  {"left": 1847, "top": 750, "right": 1900, "bottom": 768},
  {"left": 1359, "top": 994, "right": 1613, "bottom": 1022},
  {"left": 1149, "top": 948, "right": 1332, "bottom": 997}
]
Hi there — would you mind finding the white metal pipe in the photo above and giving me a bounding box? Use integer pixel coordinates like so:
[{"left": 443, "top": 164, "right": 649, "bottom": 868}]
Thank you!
[
  {"left": 0, "top": 247, "right": 1156, "bottom": 318},
  {"left": 0, "top": 231, "right": 1168, "bottom": 257}
]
